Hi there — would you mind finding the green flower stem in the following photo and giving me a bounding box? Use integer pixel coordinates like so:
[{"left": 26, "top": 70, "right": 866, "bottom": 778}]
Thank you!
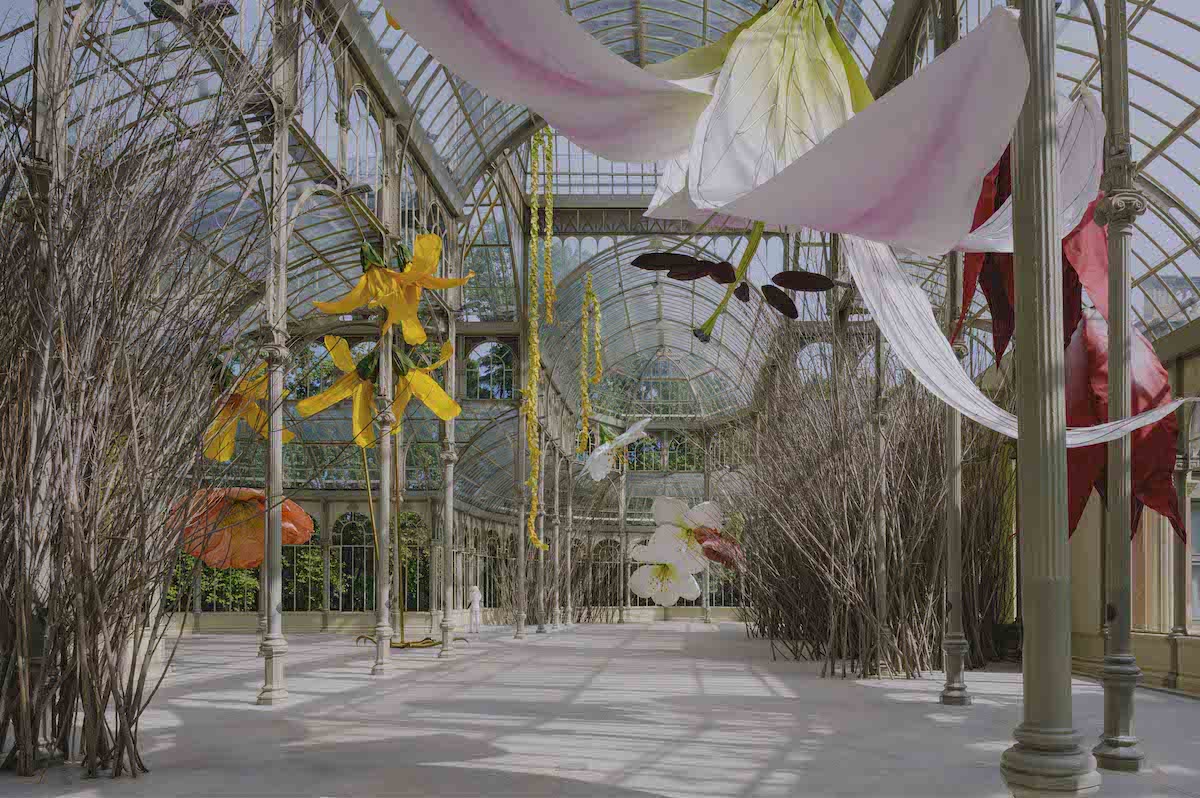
[{"left": 695, "top": 220, "right": 765, "bottom": 341}]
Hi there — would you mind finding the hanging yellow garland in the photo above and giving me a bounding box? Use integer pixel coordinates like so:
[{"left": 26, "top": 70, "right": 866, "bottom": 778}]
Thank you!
[
  {"left": 524, "top": 129, "right": 548, "bottom": 551},
  {"left": 591, "top": 283, "right": 602, "bottom": 385},
  {"left": 577, "top": 272, "right": 594, "bottom": 454},
  {"left": 542, "top": 133, "right": 557, "bottom": 326}
]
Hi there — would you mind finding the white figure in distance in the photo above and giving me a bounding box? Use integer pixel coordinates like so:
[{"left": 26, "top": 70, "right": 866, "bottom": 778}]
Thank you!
[{"left": 468, "top": 585, "right": 482, "bottom": 634}]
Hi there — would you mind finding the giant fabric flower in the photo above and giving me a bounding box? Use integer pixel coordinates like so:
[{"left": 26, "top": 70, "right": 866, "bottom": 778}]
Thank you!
[
  {"left": 583, "top": 417, "right": 652, "bottom": 481},
  {"left": 178, "top": 488, "right": 313, "bottom": 569},
  {"left": 313, "top": 236, "right": 474, "bottom": 346},
  {"left": 629, "top": 562, "right": 702, "bottom": 607},
  {"left": 647, "top": 0, "right": 872, "bottom": 220},
  {"left": 203, "top": 363, "right": 295, "bottom": 462},
  {"left": 692, "top": 526, "right": 745, "bottom": 570},
  {"left": 296, "top": 336, "right": 459, "bottom": 449},
  {"left": 954, "top": 149, "right": 1110, "bottom": 365},
  {"left": 633, "top": 497, "right": 723, "bottom": 576},
  {"left": 1065, "top": 311, "right": 1185, "bottom": 540}
]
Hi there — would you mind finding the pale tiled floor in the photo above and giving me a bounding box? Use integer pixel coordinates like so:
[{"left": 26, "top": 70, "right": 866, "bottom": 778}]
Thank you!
[{"left": 4, "top": 623, "right": 1199, "bottom": 797}]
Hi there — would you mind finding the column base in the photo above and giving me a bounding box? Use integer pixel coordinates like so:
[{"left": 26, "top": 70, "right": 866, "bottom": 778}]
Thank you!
[
  {"left": 256, "top": 616, "right": 267, "bottom": 657},
  {"left": 1166, "top": 628, "right": 1186, "bottom": 690},
  {"left": 565, "top": 607, "right": 574, "bottom": 626},
  {"left": 940, "top": 687, "right": 973, "bottom": 706},
  {"left": 514, "top": 611, "right": 527, "bottom": 639},
  {"left": 941, "top": 634, "right": 972, "bottom": 706},
  {"left": 702, "top": 611, "right": 713, "bottom": 624},
  {"left": 438, "top": 621, "right": 455, "bottom": 659},
  {"left": 552, "top": 609, "right": 562, "bottom": 629},
  {"left": 536, "top": 621, "right": 547, "bottom": 633},
  {"left": 1001, "top": 727, "right": 1101, "bottom": 798},
  {"left": 1094, "top": 654, "right": 1143, "bottom": 772},
  {"left": 371, "top": 623, "right": 391, "bottom": 675},
  {"left": 618, "top": 607, "right": 626, "bottom": 624},
  {"left": 257, "top": 636, "right": 288, "bottom": 705}
]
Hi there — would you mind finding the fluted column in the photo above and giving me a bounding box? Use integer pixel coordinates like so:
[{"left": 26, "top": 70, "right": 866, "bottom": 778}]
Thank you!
[
  {"left": 941, "top": 252, "right": 971, "bottom": 706},
  {"left": 618, "top": 469, "right": 629, "bottom": 623},
  {"left": 702, "top": 440, "right": 713, "bottom": 624},
  {"left": 257, "top": 0, "right": 296, "bottom": 705},
  {"left": 1168, "top": 364, "right": 1190, "bottom": 689},
  {"left": 934, "top": 0, "right": 970, "bottom": 707},
  {"left": 371, "top": 329, "right": 394, "bottom": 675},
  {"left": 1000, "top": 1, "right": 1101, "bottom": 794},
  {"left": 536, "top": 427, "right": 547, "bottom": 634},
  {"left": 514, "top": 409, "right": 528, "bottom": 639},
  {"left": 1092, "top": 0, "right": 1147, "bottom": 771},
  {"left": 565, "top": 457, "right": 575, "bottom": 626},
  {"left": 439, "top": 447, "right": 458, "bottom": 657},
  {"left": 552, "top": 451, "right": 563, "bottom": 629},
  {"left": 321, "top": 501, "right": 332, "bottom": 631}
]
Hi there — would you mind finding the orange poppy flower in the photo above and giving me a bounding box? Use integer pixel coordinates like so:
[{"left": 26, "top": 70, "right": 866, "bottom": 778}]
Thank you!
[{"left": 178, "top": 488, "right": 313, "bottom": 569}]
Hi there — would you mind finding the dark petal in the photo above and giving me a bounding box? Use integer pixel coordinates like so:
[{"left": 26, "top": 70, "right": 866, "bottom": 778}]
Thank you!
[
  {"left": 707, "top": 261, "right": 737, "bottom": 285},
  {"left": 631, "top": 252, "right": 702, "bottom": 271},
  {"left": 761, "top": 285, "right": 800, "bottom": 319},
  {"left": 733, "top": 282, "right": 751, "bottom": 303},
  {"left": 667, "top": 267, "right": 712, "bottom": 281},
  {"left": 692, "top": 327, "right": 712, "bottom": 343},
  {"left": 771, "top": 270, "right": 835, "bottom": 292}
]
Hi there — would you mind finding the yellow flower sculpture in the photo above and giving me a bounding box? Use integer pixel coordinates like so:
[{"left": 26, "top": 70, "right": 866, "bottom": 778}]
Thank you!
[
  {"left": 203, "top": 363, "right": 295, "bottom": 462},
  {"left": 296, "top": 336, "right": 459, "bottom": 449},
  {"left": 313, "top": 236, "right": 474, "bottom": 347}
]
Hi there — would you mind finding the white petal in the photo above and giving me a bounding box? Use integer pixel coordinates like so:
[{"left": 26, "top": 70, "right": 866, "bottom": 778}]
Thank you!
[
  {"left": 653, "top": 588, "right": 682, "bottom": 607},
  {"left": 629, "top": 564, "right": 657, "bottom": 599},
  {"left": 630, "top": 543, "right": 653, "bottom": 563},
  {"left": 653, "top": 497, "right": 689, "bottom": 526},
  {"left": 683, "top": 501, "right": 723, "bottom": 531},
  {"left": 677, "top": 573, "right": 702, "bottom": 601},
  {"left": 687, "top": 1, "right": 854, "bottom": 210},
  {"left": 585, "top": 443, "right": 614, "bottom": 481}
]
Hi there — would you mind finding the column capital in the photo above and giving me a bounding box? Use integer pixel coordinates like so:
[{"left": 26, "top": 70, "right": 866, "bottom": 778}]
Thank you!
[
  {"left": 261, "top": 342, "right": 290, "bottom": 365},
  {"left": 1093, "top": 187, "right": 1147, "bottom": 228}
]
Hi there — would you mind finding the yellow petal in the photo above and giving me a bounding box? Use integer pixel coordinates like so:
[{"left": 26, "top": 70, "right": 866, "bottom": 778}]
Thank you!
[
  {"left": 397, "top": 285, "right": 427, "bottom": 345},
  {"left": 351, "top": 381, "right": 379, "bottom": 449},
  {"left": 295, "top": 371, "right": 360, "bottom": 418},
  {"left": 240, "top": 401, "right": 271, "bottom": 439},
  {"left": 412, "top": 234, "right": 442, "bottom": 274},
  {"left": 406, "top": 370, "right": 461, "bottom": 421},
  {"left": 384, "top": 10, "right": 401, "bottom": 29},
  {"left": 418, "top": 341, "right": 455, "bottom": 373},
  {"left": 390, "top": 378, "right": 414, "bottom": 428},
  {"left": 324, "top": 335, "right": 357, "bottom": 374},
  {"left": 238, "top": 363, "right": 270, "bottom": 400},
  {"left": 314, "top": 273, "right": 372, "bottom": 315},
  {"left": 203, "top": 406, "right": 239, "bottom": 462},
  {"left": 417, "top": 271, "right": 474, "bottom": 290}
]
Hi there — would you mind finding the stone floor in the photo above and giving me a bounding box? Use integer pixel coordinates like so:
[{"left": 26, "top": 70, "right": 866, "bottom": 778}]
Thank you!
[{"left": 4, "top": 622, "right": 1199, "bottom": 797}]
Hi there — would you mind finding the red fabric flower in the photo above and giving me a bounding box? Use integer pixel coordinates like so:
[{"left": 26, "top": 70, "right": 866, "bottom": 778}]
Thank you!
[
  {"left": 1065, "top": 312, "right": 1184, "bottom": 540},
  {"left": 177, "top": 488, "right": 314, "bottom": 569},
  {"left": 691, "top": 526, "right": 745, "bottom": 569}
]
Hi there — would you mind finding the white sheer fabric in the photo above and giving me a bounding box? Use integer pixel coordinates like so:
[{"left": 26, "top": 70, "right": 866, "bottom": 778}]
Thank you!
[
  {"left": 842, "top": 235, "right": 1191, "bottom": 446},
  {"left": 955, "top": 91, "right": 1104, "bottom": 253}
]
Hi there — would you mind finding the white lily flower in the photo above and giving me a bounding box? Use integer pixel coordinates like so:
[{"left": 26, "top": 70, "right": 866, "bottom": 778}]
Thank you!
[
  {"left": 630, "top": 497, "right": 724, "bottom": 575},
  {"left": 629, "top": 561, "right": 702, "bottom": 607},
  {"left": 583, "top": 417, "right": 653, "bottom": 481},
  {"left": 647, "top": 0, "right": 872, "bottom": 221}
]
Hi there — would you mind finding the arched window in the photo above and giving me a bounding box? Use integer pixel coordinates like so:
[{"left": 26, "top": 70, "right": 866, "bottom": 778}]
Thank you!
[
  {"left": 667, "top": 434, "right": 704, "bottom": 472},
  {"left": 345, "top": 88, "right": 382, "bottom": 212},
  {"left": 330, "top": 512, "right": 374, "bottom": 612},
  {"left": 465, "top": 341, "right": 514, "bottom": 400}
]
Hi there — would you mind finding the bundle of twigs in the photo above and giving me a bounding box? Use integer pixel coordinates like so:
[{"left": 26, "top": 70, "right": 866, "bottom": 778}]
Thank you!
[
  {"left": 731, "top": 324, "right": 1014, "bottom": 677},
  {"left": 0, "top": 4, "right": 289, "bottom": 777}
]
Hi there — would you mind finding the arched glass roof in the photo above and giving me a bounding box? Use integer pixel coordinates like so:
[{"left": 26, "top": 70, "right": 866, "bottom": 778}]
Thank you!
[{"left": 4, "top": 0, "right": 1200, "bottom": 517}]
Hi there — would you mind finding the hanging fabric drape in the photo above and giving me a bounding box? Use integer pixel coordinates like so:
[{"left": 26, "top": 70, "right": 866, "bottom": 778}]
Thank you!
[
  {"left": 841, "top": 235, "right": 1193, "bottom": 447},
  {"left": 381, "top": 0, "right": 711, "bottom": 163}
]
